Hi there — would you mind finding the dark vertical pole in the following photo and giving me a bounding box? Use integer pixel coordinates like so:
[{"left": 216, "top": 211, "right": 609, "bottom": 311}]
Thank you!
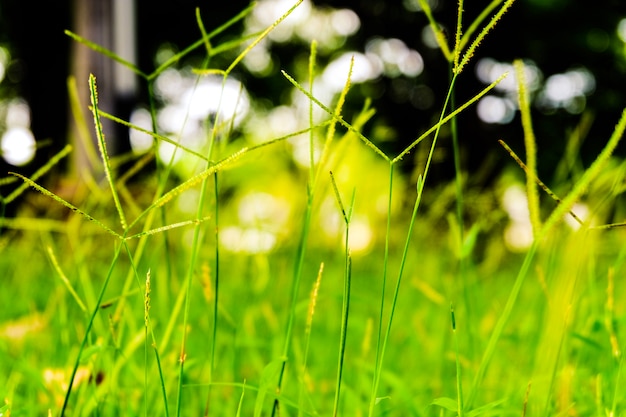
[
  {"left": 112, "top": 0, "right": 138, "bottom": 159},
  {"left": 69, "top": 0, "right": 137, "bottom": 177},
  {"left": 69, "top": 0, "right": 114, "bottom": 177}
]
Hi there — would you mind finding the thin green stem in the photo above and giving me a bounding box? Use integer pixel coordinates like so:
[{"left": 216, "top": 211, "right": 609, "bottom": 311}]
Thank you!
[
  {"left": 272, "top": 194, "right": 313, "bottom": 417},
  {"left": 467, "top": 241, "right": 538, "bottom": 408},
  {"left": 368, "top": 162, "right": 394, "bottom": 416},
  {"left": 448, "top": 66, "right": 474, "bottom": 363},
  {"left": 330, "top": 172, "right": 353, "bottom": 417},
  {"left": 369, "top": 169, "right": 422, "bottom": 416},
  {"left": 60, "top": 242, "right": 124, "bottom": 417},
  {"left": 203, "top": 172, "right": 220, "bottom": 417},
  {"left": 452, "top": 306, "right": 465, "bottom": 417}
]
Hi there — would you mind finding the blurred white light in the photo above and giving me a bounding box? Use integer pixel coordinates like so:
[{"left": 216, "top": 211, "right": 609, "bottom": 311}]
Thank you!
[
  {"left": 501, "top": 184, "right": 533, "bottom": 251},
  {"left": 158, "top": 104, "right": 194, "bottom": 135},
  {"left": 6, "top": 99, "right": 31, "bottom": 128},
  {"left": 238, "top": 192, "right": 290, "bottom": 229},
  {"left": 267, "top": 105, "right": 299, "bottom": 136},
  {"left": 0, "top": 47, "right": 9, "bottom": 84},
  {"left": 477, "top": 95, "right": 515, "bottom": 124},
  {"left": 330, "top": 9, "right": 360, "bottom": 36},
  {"left": 322, "top": 52, "right": 382, "bottom": 92},
  {"left": 289, "top": 133, "right": 321, "bottom": 168},
  {"left": 243, "top": 45, "right": 273, "bottom": 75},
  {"left": 290, "top": 6, "right": 360, "bottom": 48},
  {"left": 320, "top": 198, "right": 342, "bottom": 238},
  {"left": 180, "top": 77, "right": 250, "bottom": 127},
  {"left": 399, "top": 50, "right": 424, "bottom": 77},
  {"left": 177, "top": 189, "right": 200, "bottom": 214},
  {"left": 154, "top": 68, "right": 187, "bottom": 102},
  {"left": 366, "top": 38, "right": 424, "bottom": 78},
  {"left": 565, "top": 203, "right": 590, "bottom": 231},
  {"left": 618, "top": 18, "right": 626, "bottom": 42},
  {"left": 253, "top": 0, "right": 312, "bottom": 27},
  {"left": 475, "top": 58, "right": 541, "bottom": 93},
  {"left": 502, "top": 184, "right": 529, "bottom": 222},
  {"left": 347, "top": 217, "right": 374, "bottom": 253},
  {"left": 1, "top": 127, "right": 36, "bottom": 166},
  {"left": 421, "top": 25, "right": 443, "bottom": 49},
  {"left": 545, "top": 74, "right": 575, "bottom": 102},
  {"left": 253, "top": 0, "right": 313, "bottom": 43},
  {"left": 504, "top": 221, "right": 533, "bottom": 252},
  {"left": 295, "top": 11, "right": 333, "bottom": 45},
  {"left": 220, "top": 225, "right": 277, "bottom": 254},
  {"left": 157, "top": 141, "right": 180, "bottom": 165},
  {"left": 129, "top": 108, "right": 154, "bottom": 153},
  {"left": 539, "top": 68, "right": 595, "bottom": 111}
]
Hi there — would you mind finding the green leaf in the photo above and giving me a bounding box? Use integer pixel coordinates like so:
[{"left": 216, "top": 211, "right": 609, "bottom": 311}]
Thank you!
[
  {"left": 375, "top": 396, "right": 391, "bottom": 405},
  {"left": 467, "top": 398, "right": 508, "bottom": 417},
  {"left": 432, "top": 396, "right": 458, "bottom": 412},
  {"left": 253, "top": 357, "right": 286, "bottom": 417}
]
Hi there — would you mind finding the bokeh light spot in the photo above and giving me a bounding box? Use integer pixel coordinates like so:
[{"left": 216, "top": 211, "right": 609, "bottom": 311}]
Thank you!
[
  {"left": 477, "top": 95, "right": 515, "bottom": 124},
  {"left": 1, "top": 127, "right": 36, "bottom": 166},
  {"left": 129, "top": 108, "right": 154, "bottom": 153},
  {"left": 331, "top": 9, "right": 360, "bottom": 36},
  {"left": 618, "top": 18, "right": 626, "bottom": 42}
]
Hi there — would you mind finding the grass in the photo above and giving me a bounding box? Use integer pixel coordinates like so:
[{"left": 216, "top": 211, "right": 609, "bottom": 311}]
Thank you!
[{"left": 1, "top": 1, "right": 626, "bottom": 416}]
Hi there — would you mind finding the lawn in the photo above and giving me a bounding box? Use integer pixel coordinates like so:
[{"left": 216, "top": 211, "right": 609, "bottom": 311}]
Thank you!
[{"left": 1, "top": 1, "right": 625, "bottom": 416}]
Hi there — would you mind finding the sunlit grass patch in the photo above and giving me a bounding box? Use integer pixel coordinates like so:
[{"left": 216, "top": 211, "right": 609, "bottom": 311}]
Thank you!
[{"left": 1, "top": 1, "right": 626, "bottom": 416}]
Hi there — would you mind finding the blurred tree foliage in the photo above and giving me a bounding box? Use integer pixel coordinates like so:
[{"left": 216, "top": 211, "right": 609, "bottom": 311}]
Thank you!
[{"left": 1, "top": 0, "right": 626, "bottom": 187}]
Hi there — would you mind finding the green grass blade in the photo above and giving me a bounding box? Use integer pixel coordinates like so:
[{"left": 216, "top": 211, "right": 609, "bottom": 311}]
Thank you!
[
  {"left": 60, "top": 242, "right": 125, "bottom": 417},
  {"left": 540, "top": 108, "right": 626, "bottom": 238},
  {"left": 368, "top": 162, "right": 394, "bottom": 417},
  {"left": 46, "top": 245, "right": 88, "bottom": 314},
  {"left": 149, "top": 3, "right": 256, "bottom": 79},
  {"left": 455, "top": 0, "right": 516, "bottom": 75},
  {"left": 329, "top": 171, "right": 352, "bottom": 417},
  {"left": 144, "top": 269, "right": 151, "bottom": 417},
  {"left": 137, "top": 148, "right": 247, "bottom": 220},
  {"left": 514, "top": 59, "right": 541, "bottom": 236},
  {"left": 203, "top": 173, "right": 220, "bottom": 417},
  {"left": 298, "top": 262, "right": 324, "bottom": 417},
  {"left": 467, "top": 241, "right": 538, "bottom": 408},
  {"left": 226, "top": 0, "right": 303, "bottom": 75},
  {"left": 308, "top": 40, "right": 317, "bottom": 190},
  {"left": 282, "top": 69, "right": 390, "bottom": 162},
  {"left": 3, "top": 144, "right": 72, "bottom": 204},
  {"left": 97, "top": 109, "right": 210, "bottom": 162},
  {"left": 393, "top": 72, "right": 508, "bottom": 163},
  {"left": 453, "top": 0, "right": 464, "bottom": 71},
  {"left": 418, "top": 0, "right": 453, "bottom": 61},
  {"left": 315, "top": 54, "right": 353, "bottom": 190},
  {"left": 235, "top": 381, "right": 246, "bottom": 417},
  {"left": 333, "top": 254, "right": 352, "bottom": 417},
  {"left": 196, "top": 7, "right": 212, "bottom": 57},
  {"left": 369, "top": 170, "right": 422, "bottom": 416},
  {"left": 271, "top": 136, "right": 314, "bottom": 417},
  {"left": 89, "top": 74, "right": 128, "bottom": 230},
  {"left": 459, "top": 0, "right": 504, "bottom": 52},
  {"left": 125, "top": 217, "right": 211, "bottom": 240},
  {"left": 9, "top": 172, "right": 122, "bottom": 239},
  {"left": 452, "top": 306, "right": 465, "bottom": 417},
  {"left": 498, "top": 139, "right": 583, "bottom": 225},
  {"left": 64, "top": 30, "right": 147, "bottom": 78}
]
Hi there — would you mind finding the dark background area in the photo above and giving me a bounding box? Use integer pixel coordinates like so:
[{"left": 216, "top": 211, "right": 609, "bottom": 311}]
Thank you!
[{"left": 1, "top": 0, "right": 626, "bottom": 199}]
